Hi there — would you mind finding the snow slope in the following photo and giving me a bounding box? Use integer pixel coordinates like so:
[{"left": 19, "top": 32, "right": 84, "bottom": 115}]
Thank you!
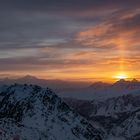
[
  {"left": 64, "top": 92, "right": 140, "bottom": 140},
  {"left": 0, "top": 84, "right": 103, "bottom": 140}
]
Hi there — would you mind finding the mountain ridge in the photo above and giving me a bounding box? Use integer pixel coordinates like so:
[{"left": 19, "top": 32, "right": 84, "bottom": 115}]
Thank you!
[
  {"left": 64, "top": 92, "right": 140, "bottom": 140},
  {"left": 0, "top": 84, "right": 103, "bottom": 140}
]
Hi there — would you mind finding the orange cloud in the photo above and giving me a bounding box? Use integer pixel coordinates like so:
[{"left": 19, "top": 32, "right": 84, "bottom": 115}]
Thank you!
[{"left": 76, "top": 9, "right": 140, "bottom": 49}]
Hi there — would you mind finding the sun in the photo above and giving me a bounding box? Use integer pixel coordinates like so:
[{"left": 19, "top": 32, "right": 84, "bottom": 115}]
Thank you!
[{"left": 114, "top": 72, "right": 129, "bottom": 80}]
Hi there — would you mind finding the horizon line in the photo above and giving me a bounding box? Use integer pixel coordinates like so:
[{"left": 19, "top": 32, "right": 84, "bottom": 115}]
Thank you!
[{"left": 0, "top": 75, "right": 140, "bottom": 83}]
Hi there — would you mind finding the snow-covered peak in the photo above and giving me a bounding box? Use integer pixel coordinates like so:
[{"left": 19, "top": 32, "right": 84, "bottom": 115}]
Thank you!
[
  {"left": 0, "top": 84, "right": 55, "bottom": 102},
  {"left": 0, "top": 84, "right": 103, "bottom": 140},
  {"left": 113, "top": 79, "right": 128, "bottom": 86}
]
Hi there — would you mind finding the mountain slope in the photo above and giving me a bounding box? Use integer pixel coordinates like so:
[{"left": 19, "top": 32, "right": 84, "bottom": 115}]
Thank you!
[
  {"left": 64, "top": 93, "right": 140, "bottom": 140},
  {"left": 0, "top": 84, "right": 103, "bottom": 140}
]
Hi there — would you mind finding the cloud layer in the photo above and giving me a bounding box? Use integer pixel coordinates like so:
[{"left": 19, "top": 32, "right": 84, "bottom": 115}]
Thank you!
[{"left": 0, "top": 0, "right": 140, "bottom": 81}]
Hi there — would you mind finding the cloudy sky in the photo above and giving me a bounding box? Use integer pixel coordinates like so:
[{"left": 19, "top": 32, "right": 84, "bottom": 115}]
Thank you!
[{"left": 0, "top": 0, "right": 140, "bottom": 81}]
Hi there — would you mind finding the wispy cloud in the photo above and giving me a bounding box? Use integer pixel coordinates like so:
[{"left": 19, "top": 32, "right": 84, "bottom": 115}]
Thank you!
[
  {"left": 0, "top": 0, "right": 140, "bottom": 81},
  {"left": 76, "top": 9, "right": 140, "bottom": 49}
]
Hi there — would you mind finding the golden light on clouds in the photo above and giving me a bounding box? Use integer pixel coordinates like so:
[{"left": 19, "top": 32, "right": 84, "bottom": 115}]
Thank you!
[
  {"left": 74, "top": 9, "right": 140, "bottom": 82},
  {"left": 0, "top": 3, "right": 140, "bottom": 83}
]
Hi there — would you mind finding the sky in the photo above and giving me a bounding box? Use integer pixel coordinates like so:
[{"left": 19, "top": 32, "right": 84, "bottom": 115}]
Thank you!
[{"left": 0, "top": 0, "right": 140, "bottom": 82}]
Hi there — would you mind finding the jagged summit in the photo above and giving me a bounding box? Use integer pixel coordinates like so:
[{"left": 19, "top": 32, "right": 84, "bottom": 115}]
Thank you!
[
  {"left": 90, "top": 79, "right": 140, "bottom": 89},
  {"left": 0, "top": 84, "right": 103, "bottom": 140},
  {"left": 113, "top": 79, "right": 128, "bottom": 85},
  {"left": 117, "top": 78, "right": 126, "bottom": 82},
  {"left": 113, "top": 78, "right": 140, "bottom": 87}
]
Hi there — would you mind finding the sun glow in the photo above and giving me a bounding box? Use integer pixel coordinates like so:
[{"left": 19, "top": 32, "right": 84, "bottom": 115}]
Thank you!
[{"left": 114, "top": 72, "right": 129, "bottom": 80}]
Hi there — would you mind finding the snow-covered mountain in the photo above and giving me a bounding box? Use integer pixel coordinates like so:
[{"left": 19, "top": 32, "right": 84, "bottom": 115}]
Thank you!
[
  {"left": 64, "top": 92, "right": 140, "bottom": 140},
  {"left": 0, "top": 84, "right": 103, "bottom": 140},
  {"left": 59, "top": 79, "right": 140, "bottom": 100},
  {"left": 1, "top": 79, "right": 140, "bottom": 139},
  {"left": 0, "top": 75, "right": 89, "bottom": 90}
]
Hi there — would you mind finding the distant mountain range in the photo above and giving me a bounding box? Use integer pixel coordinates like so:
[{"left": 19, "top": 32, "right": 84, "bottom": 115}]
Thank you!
[
  {"left": 1, "top": 76, "right": 140, "bottom": 100},
  {"left": 59, "top": 79, "right": 140, "bottom": 100},
  {"left": 0, "top": 75, "right": 90, "bottom": 90}
]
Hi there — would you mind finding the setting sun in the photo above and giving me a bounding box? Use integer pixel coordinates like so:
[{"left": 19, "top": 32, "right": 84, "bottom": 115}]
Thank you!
[{"left": 114, "top": 72, "right": 129, "bottom": 80}]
